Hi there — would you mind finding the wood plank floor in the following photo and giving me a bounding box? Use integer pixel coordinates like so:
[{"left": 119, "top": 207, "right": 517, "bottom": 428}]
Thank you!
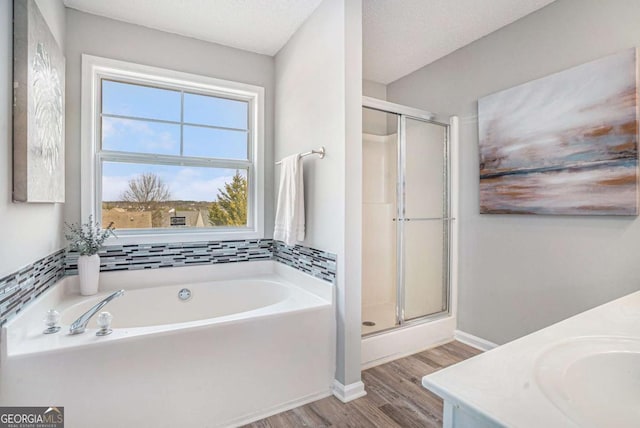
[{"left": 243, "top": 341, "right": 482, "bottom": 428}]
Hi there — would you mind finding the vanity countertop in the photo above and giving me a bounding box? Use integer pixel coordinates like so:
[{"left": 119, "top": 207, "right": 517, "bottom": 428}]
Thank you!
[{"left": 422, "top": 290, "right": 640, "bottom": 428}]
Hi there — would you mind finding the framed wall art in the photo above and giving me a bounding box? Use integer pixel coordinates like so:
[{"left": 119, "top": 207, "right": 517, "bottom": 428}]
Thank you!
[
  {"left": 479, "top": 49, "right": 638, "bottom": 215},
  {"left": 13, "top": 0, "right": 65, "bottom": 203}
]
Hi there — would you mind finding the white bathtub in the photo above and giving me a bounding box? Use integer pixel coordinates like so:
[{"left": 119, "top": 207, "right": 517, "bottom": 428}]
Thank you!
[{"left": 0, "top": 260, "right": 336, "bottom": 428}]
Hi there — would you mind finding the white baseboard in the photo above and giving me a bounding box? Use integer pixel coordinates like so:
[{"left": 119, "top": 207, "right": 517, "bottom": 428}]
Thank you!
[
  {"left": 222, "top": 389, "right": 332, "bottom": 427},
  {"left": 361, "top": 316, "right": 456, "bottom": 369},
  {"left": 454, "top": 330, "right": 498, "bottom": 351},
  {"left": 332, "top": 380, "right": 367, "bottom": 403}
]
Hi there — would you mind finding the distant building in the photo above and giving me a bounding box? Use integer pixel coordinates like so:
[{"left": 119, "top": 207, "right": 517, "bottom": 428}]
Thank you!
[
  {"left": 102, "top": 206, "right": 212, "bottom": 229},
  {"left": 160, "top": 210, "right": 210, "bottom": 228},
  {"left": 200, "top": 209, "right": 211, "bottom": 226},
  {"left": 102, "top": 208, "right": 152, "bottom": 229}
]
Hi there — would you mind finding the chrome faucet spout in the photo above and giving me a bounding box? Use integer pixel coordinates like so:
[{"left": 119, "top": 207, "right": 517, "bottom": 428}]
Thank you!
[{"left": 69, "top": 289, "right": 125, "bottom": 335}]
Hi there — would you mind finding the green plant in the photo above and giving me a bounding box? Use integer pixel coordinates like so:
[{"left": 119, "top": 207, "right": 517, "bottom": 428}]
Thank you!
[
  {"left": 208, "top": 171, "right": 248, "bottom": 226},
  {"left": 65, "top": 215, "right": 116, "bottom": 256}
]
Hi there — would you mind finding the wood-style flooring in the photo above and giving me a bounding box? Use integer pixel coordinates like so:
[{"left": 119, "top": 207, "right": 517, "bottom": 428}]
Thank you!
[{"left": 244, "top": 340, "right": 482, "bottom": 428}]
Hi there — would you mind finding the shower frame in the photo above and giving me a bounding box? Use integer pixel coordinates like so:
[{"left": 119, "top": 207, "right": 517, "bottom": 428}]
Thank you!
[{"left": 362, "top": 96, "right": 455, "bottom": 336}]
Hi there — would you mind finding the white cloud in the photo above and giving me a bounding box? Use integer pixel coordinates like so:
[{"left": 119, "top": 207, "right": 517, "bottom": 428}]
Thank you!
[
  {"left": 166, "top": 171, "right": 235, "bottom": 201},
  {"left": 102, "top": 174, "right": 134, "bottom": 201},
  {"left": 104, "top": 118, "right": 178, "bottom": 153},
  {"left": 102, "top": 168, "right": 237, "bottom": 202}
]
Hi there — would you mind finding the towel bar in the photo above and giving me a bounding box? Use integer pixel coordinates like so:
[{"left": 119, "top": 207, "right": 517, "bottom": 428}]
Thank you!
[{"left": 276, "top": 147, "right": 325, "bottom": 164}]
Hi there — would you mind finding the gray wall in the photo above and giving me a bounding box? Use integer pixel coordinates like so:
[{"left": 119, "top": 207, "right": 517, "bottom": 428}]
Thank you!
[
  {"left": 64, "top": 9, "right": 276, "bottom": 236},
  {"left": 363, "top": 79, "right": 386, "bottom": 99},
  {"left": 362, "top": 79, "right": 390, "bottom": 135},
  {"left": 275, "top": 0, "right": 363, "bottom": 387},
  {"left": 0, "top": 0, "right": 66, "bottom": 278},
  {"left": 388, "top": 0, "right": 640, "bottom": 344}
]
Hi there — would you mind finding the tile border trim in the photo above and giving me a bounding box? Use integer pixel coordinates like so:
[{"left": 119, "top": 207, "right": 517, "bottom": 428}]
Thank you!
[
  {"left": 0, "top": 249, "right": 66, "bottom": 326},
  {"left": 66, "top": 239, "right": 337, "bottom": 284}
]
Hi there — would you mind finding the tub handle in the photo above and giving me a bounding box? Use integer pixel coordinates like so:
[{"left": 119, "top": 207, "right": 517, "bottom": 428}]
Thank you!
[{"left": 96, "top": 311, "right": 113, "bottom": 336}]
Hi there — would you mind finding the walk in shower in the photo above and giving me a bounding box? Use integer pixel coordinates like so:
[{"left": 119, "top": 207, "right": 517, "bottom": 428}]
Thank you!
[{"left": 362, "top": 97, "right": 452, "bottom": 336}]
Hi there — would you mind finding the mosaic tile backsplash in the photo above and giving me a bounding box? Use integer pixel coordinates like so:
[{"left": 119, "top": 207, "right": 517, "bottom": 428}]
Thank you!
[
  {"left": 0, "top": 239, "right": 336, "bottom": 326},
  {"left": 66, "top": 239, "right": 337, "bottom": 283},
  {"left": 65, "top": 239, "right": 273, "bottom": 275},
  {"left": 0, "top": 249, "right": 65, "bottom": 326},
  {"left": 272, "top": 241, "right": 337, "bottom": 283}
]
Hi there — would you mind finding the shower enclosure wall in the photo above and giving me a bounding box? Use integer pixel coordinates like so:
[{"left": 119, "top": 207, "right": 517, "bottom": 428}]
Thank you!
[{"left": 362, "top": 97, "right": 453, "bottom": 337}]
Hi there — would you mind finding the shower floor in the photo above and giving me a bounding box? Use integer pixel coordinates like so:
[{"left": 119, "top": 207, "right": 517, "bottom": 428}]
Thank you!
[{"left": 362, "top": 302, "right": 397, "bottom": 335}]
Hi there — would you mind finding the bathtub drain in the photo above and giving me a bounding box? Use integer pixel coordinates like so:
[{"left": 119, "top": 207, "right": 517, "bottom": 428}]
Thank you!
[
  {"left": 362, "top": 321, "right": 376, "bottom": 327},
  {"left": 178, "top": 288, "right": 192, "bottom": 301}
]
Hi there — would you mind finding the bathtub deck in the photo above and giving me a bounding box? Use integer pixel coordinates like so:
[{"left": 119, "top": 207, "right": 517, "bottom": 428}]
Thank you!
[{"left": 244, "top": 340, "right": 482, "bottom": 428}]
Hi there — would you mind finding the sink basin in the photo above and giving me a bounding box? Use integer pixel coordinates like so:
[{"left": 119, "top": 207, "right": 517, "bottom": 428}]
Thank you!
[{"left": 535, "top": 337, "right": 640, "bottom": 428}]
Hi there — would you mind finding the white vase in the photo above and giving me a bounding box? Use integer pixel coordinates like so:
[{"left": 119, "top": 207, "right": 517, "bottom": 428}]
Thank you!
[{"left": 78, "top": 254, "right": 100, "bottom": 296}]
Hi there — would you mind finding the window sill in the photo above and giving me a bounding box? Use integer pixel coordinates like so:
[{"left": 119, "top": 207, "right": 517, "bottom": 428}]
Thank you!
[{"left": 104, "top": 229, "right": 262, "bottom": 246}]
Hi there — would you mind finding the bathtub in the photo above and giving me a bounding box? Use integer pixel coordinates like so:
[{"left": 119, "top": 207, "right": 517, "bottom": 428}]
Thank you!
[{"left": 0, "top": 260, "right": 335, "bottom": 427}]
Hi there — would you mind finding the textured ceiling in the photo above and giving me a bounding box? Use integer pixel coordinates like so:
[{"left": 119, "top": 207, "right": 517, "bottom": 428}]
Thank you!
[
  {"left": 363, "top": 0, "right": 556, "bottom": 83},
  {"left": 63, "top": 0, "right": 322, "bottom": 56},
  {"left": 64, "top": 0, "right": 555, "bottom": 84}
]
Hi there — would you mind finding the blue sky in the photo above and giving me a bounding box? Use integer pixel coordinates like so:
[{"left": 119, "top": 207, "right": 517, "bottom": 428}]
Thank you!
[{"left": 101, "top": 80, "right": 249, "bottom": 201}]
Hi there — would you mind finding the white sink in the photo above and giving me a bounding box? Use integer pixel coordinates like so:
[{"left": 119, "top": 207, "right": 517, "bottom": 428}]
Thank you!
[{"left": 535, "top": 337, "right": 640, "bottom": 428}]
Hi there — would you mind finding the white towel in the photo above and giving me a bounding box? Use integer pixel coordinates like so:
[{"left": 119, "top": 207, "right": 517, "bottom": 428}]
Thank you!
[{"left": 274, "top": 154, "right": 305, "bottom": 246}]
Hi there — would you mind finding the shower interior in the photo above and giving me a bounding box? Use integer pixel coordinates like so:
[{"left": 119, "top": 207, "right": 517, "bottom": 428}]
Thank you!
[{"left": 362, "top": 99, "right": 451, "bottom": 336}]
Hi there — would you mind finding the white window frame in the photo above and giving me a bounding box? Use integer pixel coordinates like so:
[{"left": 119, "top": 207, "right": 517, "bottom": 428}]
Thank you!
[{"left": 81, "top": 54, "right": 264, "bottom": 244}]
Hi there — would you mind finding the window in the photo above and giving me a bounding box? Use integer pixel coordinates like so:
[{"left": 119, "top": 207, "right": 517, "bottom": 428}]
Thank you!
[{"left": 82, "top": 55, "right": 264, "bottom": 243}]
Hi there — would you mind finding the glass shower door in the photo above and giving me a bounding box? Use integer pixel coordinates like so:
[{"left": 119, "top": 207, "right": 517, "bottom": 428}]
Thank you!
[
  {"left": 399, "top": 117, "right": 449, "bottom": 321},
  {"left": 361, "top": 102, "right": 451, "bottom": 336}
]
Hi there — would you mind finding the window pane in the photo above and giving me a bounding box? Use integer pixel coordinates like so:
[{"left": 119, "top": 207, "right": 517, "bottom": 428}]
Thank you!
[
  {"left": 183, "top": 126, "right": 248, "bottom": 160},
  {"left": 102, "top": 117, "right": 180, "bottom": 155},
  {"left": 101, "top": 161, "right": 248, "bottom": 229},
  {"left": 183, "top": 93, "right": 248, "bottom": 129},
  {"left": 102, "top": 80, "right": 181, "bottom": 121}
]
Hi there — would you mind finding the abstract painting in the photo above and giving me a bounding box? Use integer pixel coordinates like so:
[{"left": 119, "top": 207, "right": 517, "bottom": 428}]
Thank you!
[
  {"left": 479, "top": 49, "right": 638, "bottom": 215},
  {"left": 13, "top": 0, "right": 65, "bottom": 203}
]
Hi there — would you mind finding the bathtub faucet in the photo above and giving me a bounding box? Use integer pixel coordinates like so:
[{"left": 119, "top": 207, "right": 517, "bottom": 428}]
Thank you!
[{"left": 69, "top": 289, "right": 125, "bottom": 335}]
